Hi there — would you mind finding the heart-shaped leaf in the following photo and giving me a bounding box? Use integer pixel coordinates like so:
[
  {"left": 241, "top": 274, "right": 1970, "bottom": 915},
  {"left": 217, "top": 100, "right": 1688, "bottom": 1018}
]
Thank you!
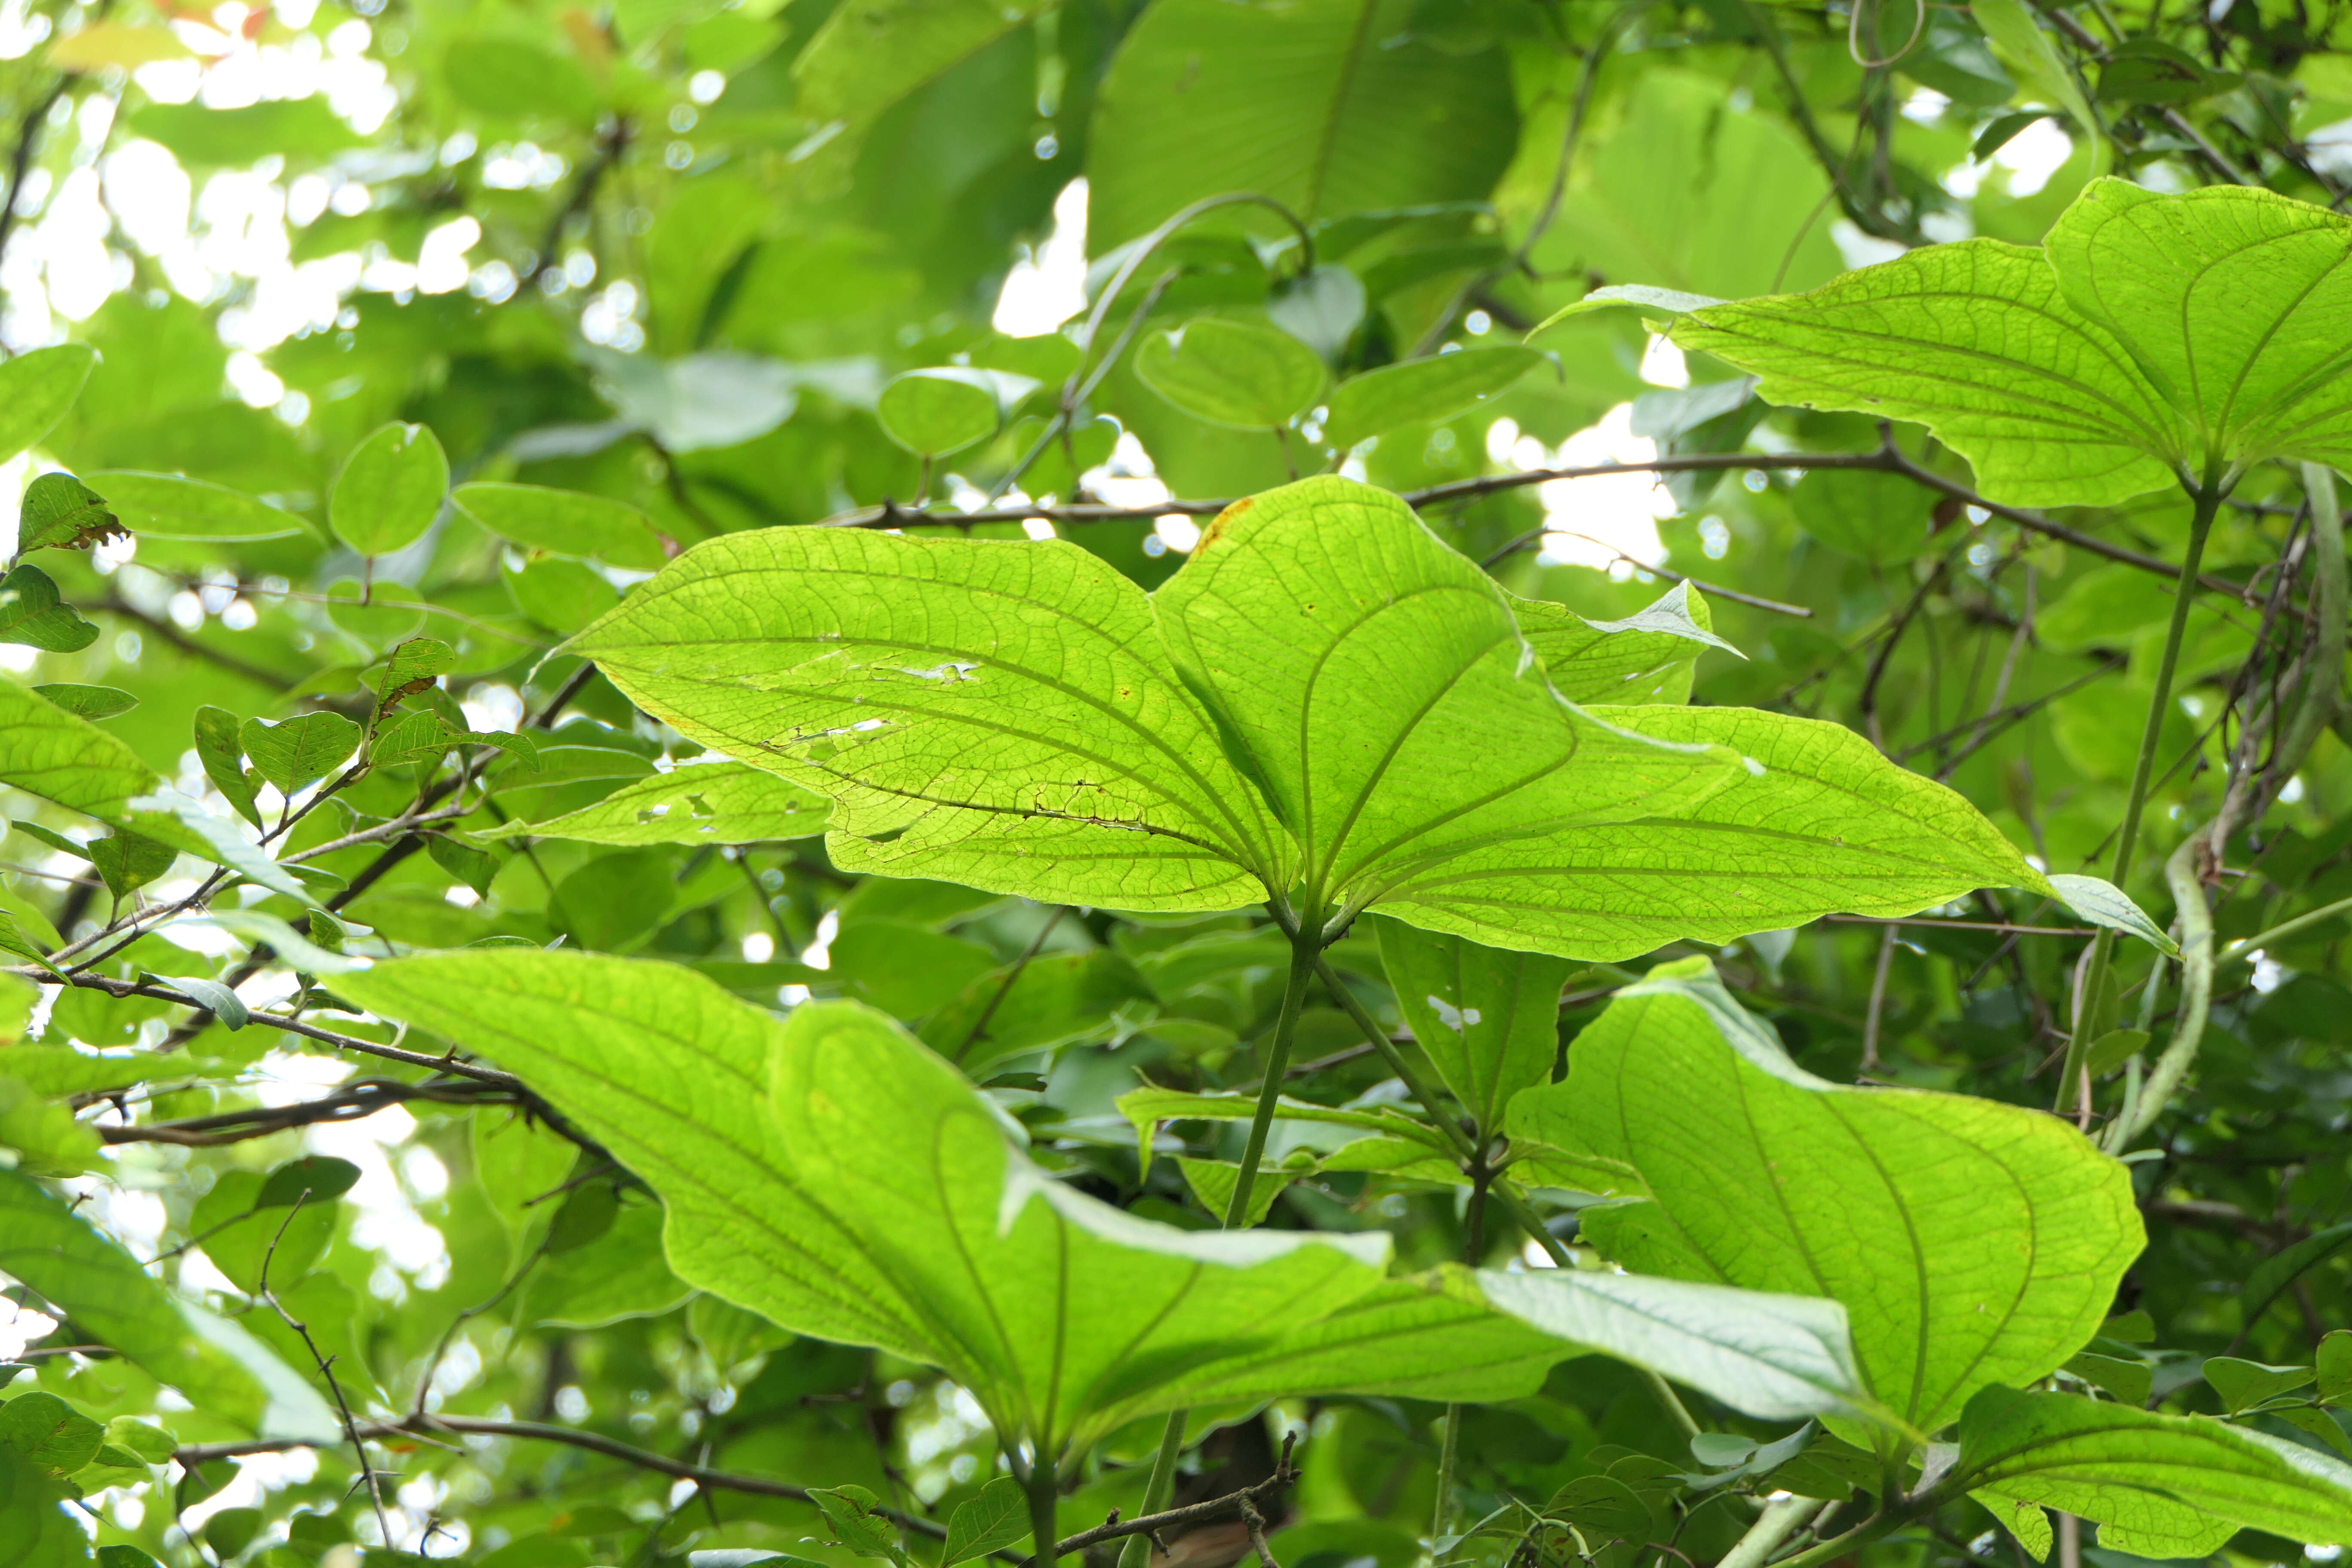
[
  {"left": 1671, "top": 181, "right": 2352, "bottom": 507},
  {"left": 1509, "top": 959, "right": 2142, "bottom": 1435}
]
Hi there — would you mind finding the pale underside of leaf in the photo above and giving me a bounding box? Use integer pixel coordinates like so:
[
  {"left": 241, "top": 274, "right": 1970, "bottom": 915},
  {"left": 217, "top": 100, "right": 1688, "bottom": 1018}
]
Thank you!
[
  {"left": 1957, "top": 1387, "right": 2352, "bottom": 1554},
  {"left": 2047, "top": 180, "right": 2352, "bottom": 476},
  {"left": 1377, "top": 704, "right": 2049, "bottom": 961},
  {"left": 1514, "top": 964, "right": 2143, "bottom": 1434},
  {"left": 1674, "top": 239, "right": 2185, "bottom": 508},
  {"left": 567, "top": 526, "right": 1286, "bottom": 909}
]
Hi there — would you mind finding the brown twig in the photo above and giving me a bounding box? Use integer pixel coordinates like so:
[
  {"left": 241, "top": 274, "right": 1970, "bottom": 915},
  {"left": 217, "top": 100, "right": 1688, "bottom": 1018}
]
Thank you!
[
  {"left": 257, "top": 1190, "right": 394, "bottom": 1548},
  {"left": 1049, "top": 1432, "right": 1297, "bottom": 1560}
]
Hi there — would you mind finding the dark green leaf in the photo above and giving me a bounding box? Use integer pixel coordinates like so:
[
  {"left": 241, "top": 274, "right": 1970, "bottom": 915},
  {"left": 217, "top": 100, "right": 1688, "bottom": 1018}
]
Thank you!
[
  {"left": 0, "top": 566, "right": 100, "bottom": 653},
  {"left": 14, "top": 473, "right": 124, "bottom": 556}
]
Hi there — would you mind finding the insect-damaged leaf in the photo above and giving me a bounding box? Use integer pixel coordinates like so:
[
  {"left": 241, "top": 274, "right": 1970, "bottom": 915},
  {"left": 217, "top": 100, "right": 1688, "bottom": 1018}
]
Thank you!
[{"left": 570, "top": 478, "right": 2044, "bottom": 959}]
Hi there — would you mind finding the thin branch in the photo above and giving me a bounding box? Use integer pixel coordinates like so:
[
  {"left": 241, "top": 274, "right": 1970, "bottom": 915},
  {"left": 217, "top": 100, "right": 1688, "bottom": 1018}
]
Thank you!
[
  {"left": 1823, "top": 914, "right": 2094, "bottom": 937},
  {"left": 97, "top": 1076, "right": 512, "bottom": 1147},
  {"left": 952, "top": 907, "right": 1066, "bottom": 1063},
  {"left": 174, "top": 1415, "right": 961, "bottom": 1545},
  {"left": 258, "top": 1191, "right": 394, "bottom": 1548},
  {"left": 96, "top": 598, "right": 294, "bottom": 691},
  {"left": 815, "top": 445, "right": 2252, "bottom": 603},
  {"left": 1050, "top": 1432, "right": 1298, "bottom": 1559}
]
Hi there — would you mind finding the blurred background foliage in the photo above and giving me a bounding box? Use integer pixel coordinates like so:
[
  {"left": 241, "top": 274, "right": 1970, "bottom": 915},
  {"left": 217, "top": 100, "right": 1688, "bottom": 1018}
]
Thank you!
[{"left": 0, "top": 0, "right": 2350, "bottom": 1562}]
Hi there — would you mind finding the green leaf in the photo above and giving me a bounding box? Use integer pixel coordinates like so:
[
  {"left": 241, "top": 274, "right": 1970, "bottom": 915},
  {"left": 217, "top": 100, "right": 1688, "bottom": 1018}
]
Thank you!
[
  {"left": 1324, "top": 347, "right": 1543, "bottom": 450},
  {"left": 1087, "top": 0, "right": 1516, "bottom": 249},
  {"left": 1373, "top": 915, "right": 1568, "bottom": 1136},
  {"left": 452, "top": 482, "right": 666, "bottom": 569},
  {"left": 193, "top": 705, "right": 263, "bottom": 830},
  {"left": 0, "top": 1169, "right": 337, "bottom": 1439},
  {"left": 2241, "top": 1220, "right": 2352, "bottom": 1330},
  {"left": 83, "top": 470, "right": 311, "bottom": 542},
  {"left": 0, "top": 566, "right": 99, "bottom": 653},
  {"left": 2064, "top": 1350, "right": 2153, "bottom": 1406},
  {"left": 576, "top": 478, "right": 2039, "bottom": 956},
  {"left": 1534, "top": 70, "right": 1846, "bottom": 302},
  {"left": 239, "top": 712, "right": 362, "bottom": 796},
  {"left": 87, "top": 830, "right": 175, "bottom": 902},
  {"left": 372, "top": 636, "right": 456, "bottom": 719},
  {"left": 2080, "top": 1027, "right": 2150, "bottom": 1078},
  {"left": 567, "top": 515, "right": 1283, "bottom": 913},
  {"left": 0, "top": 679, "right": 159, "bottom": 819},
  {"left": 493, "top": 760, "right": 829, "bottom": 846},
  {"left": 1476, "top": 1267, "right": 1879, "bottom": 1424},
  {"left": 1135, "top": 320, "right": 1327, "bottom": 431},
  {"left": 0, "top": 1444, "right": 88, "bottom": 1568},
  {"left": 942, "top": 1475, "right": 1028, "bottom": 1566},
  {"left": 811, "top": 1484, "right": 911, "bottom": 1564},
  {"left": 32, "top": 685, "right": 135, "bottom": 721},
  {"left": 14, "top": 473, "right": 124, "bottom": 557},
  {"left": 1369, "top": 700, "right": 2049, "bottom": 960},
  {"left": 0, "top": 346, "right": 96, "bottom": 466},
  {"left": 329, "top": 422, "right": 450, "bottom": 555},
  {"left": 877, "top": 369, "right": 1003, "bottom": 457},
  {"left": 1513, "top": 581, "right": 1739, "bottom": 706},
  {"left": 790, "top": 0, "right": 1057, "bottom": 185},
  {"left": 1508, "top": 959, "right": 2141, "bottom": 1434},
  {"left": 1176, "top": 1155, "right": 1292, "bottom": 1226},
  {"left": 0, "top": 1392, "right": 103, "bottom": 1475},
  {"left": 2205, "top": 1356, "right": 2315, "bottom": 1413},
  {"left": 125, "top": 98, "right": 364, "bottom": 166},
  {"left": 2049, "top": 873, "right": 2180, "bottom": 955},
  {"left": 1789, "top": 469, "right": 1940, "bottom": 564},
  {"left": 1678, "top": 182, "right": 2352, "bottom": 507},
  {"left": 1954, "top": 1385, "right": 2352, "bottom": 1556},
  {"left": 1117, "top": 1085, "right": 1450, "bottom": 1180},
  {"left": 1971, "top": 0, "right": 2102, "bottom": 152},
  {"left": 0, "top": 909, "right": 61, "bottom": 978},
  {"left": 921, "top": 948, "right": 1156, "bottom": 1075},
  {"left": 0, "top": 1076, "right": 99, "bottom": 1175},
  {"left": 2322, "top": 1332, "right": 2352, "bottom": 1406},
  {"left": 331, "top": 952, "right": 1572, "bottom": 1455}
]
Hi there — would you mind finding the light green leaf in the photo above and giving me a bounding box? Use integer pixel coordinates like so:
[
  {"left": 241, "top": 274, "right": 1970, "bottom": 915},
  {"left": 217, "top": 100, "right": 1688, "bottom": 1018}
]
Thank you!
[
  {"left": 2048, "top": 872, "right": 2180, "bottom": 955},
  {"left": 0, "top": 1169, "right": 337, "bottom": 1440},
  {"left": 239, "top": 711, "right": 361, "bottom": 796},
  {"left": 0, "top": 1445, "right": 87, "bottom": 1568},
  {"left": 32, "top": 686, "right": 135, "bottom": 721},
  {"left": 1370, "top": 700, "right": 2049, "bottom": 960},
  {"left": 0, "top": 908, "right": 62, "bottom": 978},
  {"left": 1117, "top": 1085, "right": 1451, "bottom": 1180},
  {"left": 1372, "top": 915, "right": 1568, "bottom": 1136},
  {"left": 1135, "top": 320, "right": 1328, "bottom": 431},
  {"left": 490, "top": 760, "right": 829, "bottom": 846},
  {"left": 1324, "top": 347, "right": 1544, "bottom": 449},
  {"left": 2243, "top": 1221, "right": 2352, "bottom": 1331},
  {"left": 1971, "top": 0, "right": 2102, "bottom": 156},
  {"left": 1673, "top": 235, "right": 2177, "bottom": 509},
  {"left": 86, "top": 830, "right": 174, "bottom": 902},
  {"left": 1513, "top": 581, "right": 1739, "bottom": 707},
  {"left": 0, "top": 346, "right": 96, "bottom": 467},
  {"left": 329, "top": 422, "right": 449, "bottom": 556},
  {"left": 452, "top": 482, "right": 666, "bottom": 569},
  {"left": 1531, "top": 285, "right": 1725, "bottom": 336},
  {"left": 1954, "top": 1386, "right": 2352, "bottom": 1555},
  {"left": 942, "top": 1476, "right": 1027, "bottom": 1567},
  {"left": 192, "top": 706, "right": 262, "bottom": 830},
  {"left": 187, "top": 909, "right": 370, "bottom": 974},
  {"left": 566, "top": 519, "right": 1283, "bottom": 913},
  {"left": 0, "top": 1076, "right": 101, "bottom": 1176},
  {"left": 85, "top": 472, "right": 310, "bottom": 542},
  {"left": 0, "top": 680, "right": 159, "bottom": 820},
  {"left": 331, "top": 952, "right": 1569, "bottom": 1455},
  {"left": 1086, "top": 0, "right": 1516, "bottom": 249},
  {"left": 877, "top": 369, "right": 1002, "bottom": 457},
  {"left": 1154, "top": 480, "right": 1737, "bottom": 925},
  {"left": 576, "top": 478, "right": 2041, "bottom": 957},
  {"left": 1510, "top": 959, "right": 2142, "bottom": 1435},
  {"left": 0, "top": 566, "right": 99, "bottom": 653},
  {"left": 1477, "top": 1267, "right": 1877, "bottom": 1424},
  {"left": 1675, "top": 182, "right": 2352, "bottom": 507},
  {"left": 14, "top": 473, "right": 123, "bottom": 557},
  {"left": 2205, "top": 1356, "right": 2315, "bottom": 1413},
  {"left": 1533, "top": 71, "right": 1845, "bottom": 302},
  {"left": 790, "top": 0, "right": 1057, "bottom": 186},
  {"left": 921, "top": 948, "right": 1155, "bottom": 1075}
]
